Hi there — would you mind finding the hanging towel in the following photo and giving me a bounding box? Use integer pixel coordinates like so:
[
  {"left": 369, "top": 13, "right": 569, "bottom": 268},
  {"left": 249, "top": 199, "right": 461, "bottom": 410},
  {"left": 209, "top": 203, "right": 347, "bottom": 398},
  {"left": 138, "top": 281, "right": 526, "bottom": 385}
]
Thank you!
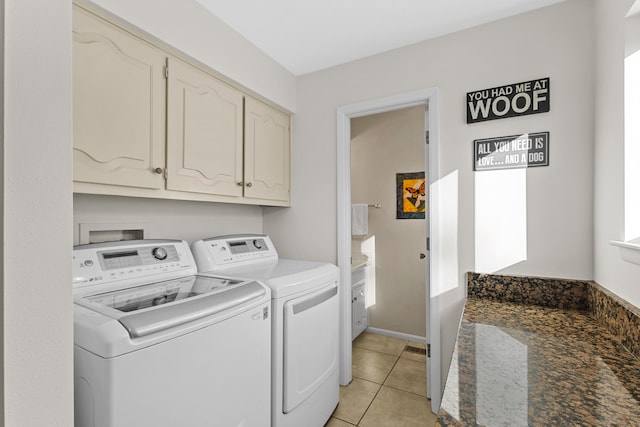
[{"left": 351, "top": 204, "right": 369, "bottom": 236}]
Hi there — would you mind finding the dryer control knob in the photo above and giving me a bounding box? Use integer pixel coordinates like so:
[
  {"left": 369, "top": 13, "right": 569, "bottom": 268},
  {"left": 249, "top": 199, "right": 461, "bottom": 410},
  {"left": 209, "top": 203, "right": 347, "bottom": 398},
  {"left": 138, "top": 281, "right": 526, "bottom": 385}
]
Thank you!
[
  {"left": 253, "top": 240, "right": 263, "bottom": 250},
  {"left": 152, "top": 247, "right": 168, "bottom": 260}
]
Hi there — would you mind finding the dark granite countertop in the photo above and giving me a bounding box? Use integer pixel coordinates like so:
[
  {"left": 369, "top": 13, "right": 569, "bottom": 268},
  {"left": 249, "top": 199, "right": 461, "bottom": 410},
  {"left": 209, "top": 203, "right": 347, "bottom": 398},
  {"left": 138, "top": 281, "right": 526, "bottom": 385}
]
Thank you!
[{"left": 436, "top": 297, "right": 640, "bottom": 426}]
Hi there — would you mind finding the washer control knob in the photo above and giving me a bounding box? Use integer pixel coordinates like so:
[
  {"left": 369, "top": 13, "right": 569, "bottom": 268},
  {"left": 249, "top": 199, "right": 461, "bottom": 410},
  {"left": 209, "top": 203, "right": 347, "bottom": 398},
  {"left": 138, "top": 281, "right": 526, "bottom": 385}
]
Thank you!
[
  {"left": 152, "top": 247, "right": 168, "bottom": 260},
  {"left": 253, "top": 239, "right": 263, "bottom": 250}
]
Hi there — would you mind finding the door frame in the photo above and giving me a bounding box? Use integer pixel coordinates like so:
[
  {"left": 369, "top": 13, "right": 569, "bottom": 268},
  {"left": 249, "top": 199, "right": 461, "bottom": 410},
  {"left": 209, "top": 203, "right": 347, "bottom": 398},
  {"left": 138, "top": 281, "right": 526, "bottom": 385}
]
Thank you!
[{"left": 336, "top": 87, "right": 441, "bottom": 412}]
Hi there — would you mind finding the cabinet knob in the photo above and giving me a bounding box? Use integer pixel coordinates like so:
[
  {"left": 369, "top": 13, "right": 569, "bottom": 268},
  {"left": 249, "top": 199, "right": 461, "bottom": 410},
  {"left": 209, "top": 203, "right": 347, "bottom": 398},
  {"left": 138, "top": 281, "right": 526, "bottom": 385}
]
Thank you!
[
  {"left": 419, "top": 253, "right": 426, "bottom": 259},
  {"left": 246, "top": 182, "right": 253, "bottom": 188},
  {"left": 153, "top": 167, "right": 164, "bottom": 175},
  {"left": 237, "top": 181, "right": 244, "bottom": 186}
]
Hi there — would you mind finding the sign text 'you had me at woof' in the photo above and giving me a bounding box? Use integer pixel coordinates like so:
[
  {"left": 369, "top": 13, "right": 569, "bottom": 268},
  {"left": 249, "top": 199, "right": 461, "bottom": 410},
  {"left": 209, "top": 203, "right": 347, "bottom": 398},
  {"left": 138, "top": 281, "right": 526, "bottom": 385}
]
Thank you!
[{"left": 466, "top": 78, "right": 550, "bottom": 123}]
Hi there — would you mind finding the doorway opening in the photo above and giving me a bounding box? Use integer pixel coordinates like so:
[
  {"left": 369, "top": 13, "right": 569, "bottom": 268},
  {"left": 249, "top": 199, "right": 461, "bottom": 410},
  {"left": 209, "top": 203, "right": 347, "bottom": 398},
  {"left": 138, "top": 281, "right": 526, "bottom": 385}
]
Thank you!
[
  {"left": 336, "top": 88, "right": 441, "bottom": 413},
  {"left": 350, "top": 105, "right": 427, "bottom": 340}
]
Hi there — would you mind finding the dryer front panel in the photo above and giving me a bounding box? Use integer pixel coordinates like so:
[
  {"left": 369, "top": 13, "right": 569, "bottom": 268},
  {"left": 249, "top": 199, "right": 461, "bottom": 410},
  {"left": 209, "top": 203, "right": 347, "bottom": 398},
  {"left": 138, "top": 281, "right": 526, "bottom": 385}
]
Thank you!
[{"left": 282, "top": 281, "right": 339, "bottom": 413}]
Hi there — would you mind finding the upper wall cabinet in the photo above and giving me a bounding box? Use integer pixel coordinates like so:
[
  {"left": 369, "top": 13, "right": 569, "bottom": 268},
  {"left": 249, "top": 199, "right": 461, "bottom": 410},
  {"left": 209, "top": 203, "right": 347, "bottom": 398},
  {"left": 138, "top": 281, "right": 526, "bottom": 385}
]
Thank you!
[
  {"left": 73, "top": 6, "right": 166, "bottom": 190},
  {"left": 166, "top": 57, "right": 244, "bottom": 197},
  {"left": 244, "top": 98, "right": 291, "bottom": 202},
  {"left": 72, "top": 4, "right": 291, "bottom": 207}
]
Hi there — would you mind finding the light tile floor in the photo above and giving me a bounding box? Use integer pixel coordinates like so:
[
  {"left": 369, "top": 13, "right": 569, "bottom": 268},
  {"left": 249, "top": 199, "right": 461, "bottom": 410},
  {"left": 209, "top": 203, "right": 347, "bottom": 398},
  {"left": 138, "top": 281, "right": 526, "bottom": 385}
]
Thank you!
[{"left": 325, "top": 332, "right": 437, "bottom": 427}]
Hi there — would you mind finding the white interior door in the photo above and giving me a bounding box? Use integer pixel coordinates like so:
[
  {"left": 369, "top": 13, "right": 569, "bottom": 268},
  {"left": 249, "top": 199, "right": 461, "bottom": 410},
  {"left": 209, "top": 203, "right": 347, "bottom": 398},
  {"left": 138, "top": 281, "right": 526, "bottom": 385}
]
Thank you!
[{"left": 424, "top": 123, "right": 432, "bottom": 401}]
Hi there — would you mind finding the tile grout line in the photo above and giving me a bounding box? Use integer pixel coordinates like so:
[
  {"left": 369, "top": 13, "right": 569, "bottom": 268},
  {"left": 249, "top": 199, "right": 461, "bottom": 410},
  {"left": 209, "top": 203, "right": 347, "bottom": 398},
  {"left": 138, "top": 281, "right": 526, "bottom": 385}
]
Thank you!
[
  {"left": 355, "top": 353, "right": 402, "bottom": 426},
  {"left": 355, "top": 383, "right": 383, "bottom": 426},
  {"left": 351, "top": 335, "right": 429, "bottom": 425},
  {"left": 383, "top": 383, "right": 429, "bottom": 399},
  {"left": 346, "top": 334, "right": 434, "bottom": 426},
  {"left": 389, "top": 350, "right": 430, "bottom": 399},
  {"left": 378, "top": 346, "right": 429, "bottom": 398},
  {"left": 355, "top": 340, "right": 408, "bottom": 426}
]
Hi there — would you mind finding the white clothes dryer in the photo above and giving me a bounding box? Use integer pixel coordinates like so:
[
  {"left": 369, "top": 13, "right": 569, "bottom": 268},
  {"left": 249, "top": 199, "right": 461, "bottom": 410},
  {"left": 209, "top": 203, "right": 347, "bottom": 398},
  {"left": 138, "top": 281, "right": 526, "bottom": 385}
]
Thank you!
[
  {"left": 73, "top": 240, "right": 271, "bottom": 427},
  {"left": 191, "top": 235, "right": 340, "bottom": 427}
]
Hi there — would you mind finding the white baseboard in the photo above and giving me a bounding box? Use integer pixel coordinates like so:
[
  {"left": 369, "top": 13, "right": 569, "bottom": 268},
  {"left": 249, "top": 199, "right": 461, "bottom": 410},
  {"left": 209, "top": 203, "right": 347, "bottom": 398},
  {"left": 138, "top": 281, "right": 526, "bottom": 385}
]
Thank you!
[{"left": 365, "top": 327, "right": 426, "bottom": 344}]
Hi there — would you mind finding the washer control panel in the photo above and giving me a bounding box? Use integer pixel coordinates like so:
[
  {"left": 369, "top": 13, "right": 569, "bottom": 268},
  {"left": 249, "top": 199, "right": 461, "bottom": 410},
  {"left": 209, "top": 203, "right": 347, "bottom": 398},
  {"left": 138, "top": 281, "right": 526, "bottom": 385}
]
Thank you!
[
  {"left": 99, "top": 245, "right": 179, "bottom": 270},
  {"left": 191, "top": 234, "right": 278, "bottom": 271},
  {"left": 73, "top": 240, "right": 197, "bottom": 289}
]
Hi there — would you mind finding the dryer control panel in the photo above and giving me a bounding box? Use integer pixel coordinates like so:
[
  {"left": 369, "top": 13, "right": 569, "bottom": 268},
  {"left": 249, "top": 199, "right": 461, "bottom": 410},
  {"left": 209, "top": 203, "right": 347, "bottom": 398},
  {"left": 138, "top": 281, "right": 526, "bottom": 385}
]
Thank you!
[
  {"left": 192, "top": 234, "right": 279, "bottom": 271},
  {"left": 73, "top": 240, "right": 197, "bottom": 289}
]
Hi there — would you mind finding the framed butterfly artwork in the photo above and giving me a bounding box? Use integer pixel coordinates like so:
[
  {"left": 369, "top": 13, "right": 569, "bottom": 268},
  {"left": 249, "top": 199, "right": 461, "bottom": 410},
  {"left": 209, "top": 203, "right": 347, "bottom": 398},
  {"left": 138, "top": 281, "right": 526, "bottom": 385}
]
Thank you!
[{"left": 396, "top": 172, "right": 426, "bottom": 219}]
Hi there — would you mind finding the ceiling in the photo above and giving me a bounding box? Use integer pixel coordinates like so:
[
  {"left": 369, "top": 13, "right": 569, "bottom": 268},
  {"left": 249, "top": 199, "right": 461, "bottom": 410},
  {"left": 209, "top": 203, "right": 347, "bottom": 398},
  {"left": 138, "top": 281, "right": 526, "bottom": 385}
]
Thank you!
[{"left": 195, "top": 0, "right": 566, "bottom": 76}]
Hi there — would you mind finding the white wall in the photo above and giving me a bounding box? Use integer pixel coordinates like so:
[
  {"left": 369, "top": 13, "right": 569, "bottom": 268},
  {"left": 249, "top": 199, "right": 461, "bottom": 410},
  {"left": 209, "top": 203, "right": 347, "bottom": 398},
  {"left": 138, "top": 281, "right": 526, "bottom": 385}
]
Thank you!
[
  {"left": 3, "top": 0, "right": 74, "bottom": 425},
  {"left": 84, "top": 0, "right": 296, "bottom": 112},
  {"left": 594, "top": 0, "right": 640, "bottom": 308},
  {"left": 74, "top": 194, "right": 263, "bottom": 245},
  {"left": 351, "top": 106, "right": 426, "bottom": 337},
  {"left": 269, "top": 0, "right": 595, "bottom": 278},
  {"left": 264, "top": 0, "right": 595, "bottom": 400}
]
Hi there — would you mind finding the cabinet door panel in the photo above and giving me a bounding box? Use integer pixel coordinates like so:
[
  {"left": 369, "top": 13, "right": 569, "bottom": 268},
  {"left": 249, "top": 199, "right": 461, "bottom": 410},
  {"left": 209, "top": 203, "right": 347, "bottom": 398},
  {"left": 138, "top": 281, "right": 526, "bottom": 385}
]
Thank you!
[
  {"left": 352, "top": 284, "right": 367, "bottom": 339},
  {"left": 167, "top": 58, "right": 243, "bottom": 196},
  {"left": 244, "top": 98, "right": 290, "bottom": 202},
  {"left": 73, "top": 6, "right": 165, "bottom": 189}
]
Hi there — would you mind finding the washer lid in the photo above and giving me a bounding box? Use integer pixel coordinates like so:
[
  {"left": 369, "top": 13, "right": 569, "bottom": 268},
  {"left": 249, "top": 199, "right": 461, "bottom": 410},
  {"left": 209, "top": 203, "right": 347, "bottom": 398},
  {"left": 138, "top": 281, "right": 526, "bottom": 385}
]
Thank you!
[{"left": 76, "top": 275, "right": 264, "bottom": 338}]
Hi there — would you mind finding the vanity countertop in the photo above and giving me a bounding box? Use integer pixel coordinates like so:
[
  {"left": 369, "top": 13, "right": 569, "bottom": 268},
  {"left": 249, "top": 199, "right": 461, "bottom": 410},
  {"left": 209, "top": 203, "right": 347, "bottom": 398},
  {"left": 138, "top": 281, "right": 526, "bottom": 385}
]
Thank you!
[
  {"left": 351, "top": 258, "right": 368, "bottom": 273},
  {"left": 436, "top": 297, "right": 640, "bottom": 426}
]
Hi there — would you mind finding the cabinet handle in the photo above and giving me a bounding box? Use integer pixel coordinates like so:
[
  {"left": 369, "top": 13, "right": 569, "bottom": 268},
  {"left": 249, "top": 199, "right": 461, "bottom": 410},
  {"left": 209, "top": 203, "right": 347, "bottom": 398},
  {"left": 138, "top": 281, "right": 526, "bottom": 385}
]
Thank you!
[
  {"left": 153, "top": 167, "right": 164, "bottom": 175},
  {"left": 237, "top": 181, "right": 244, "bottom": 186},
  {"left": 246, "top": 182, "right": 253, "bottom": 187}
]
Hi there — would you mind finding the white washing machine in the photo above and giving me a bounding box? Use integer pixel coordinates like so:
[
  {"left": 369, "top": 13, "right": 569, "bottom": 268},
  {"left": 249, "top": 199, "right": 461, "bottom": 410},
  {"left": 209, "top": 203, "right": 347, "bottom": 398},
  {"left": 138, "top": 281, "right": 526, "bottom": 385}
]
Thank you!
[
  {"left": 73, "top": 239, "right": 271, "bottom": 427},
  {"left": 191, "top": 235, "right": 340, "bottom": 427}
]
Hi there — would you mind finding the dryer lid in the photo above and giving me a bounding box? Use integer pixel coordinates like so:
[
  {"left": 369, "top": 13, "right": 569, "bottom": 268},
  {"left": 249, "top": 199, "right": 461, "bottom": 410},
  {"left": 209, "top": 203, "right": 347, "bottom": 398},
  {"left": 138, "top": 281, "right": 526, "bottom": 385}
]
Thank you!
[{"left": 200, "top": 259, "right": 339, "bottom": 299}]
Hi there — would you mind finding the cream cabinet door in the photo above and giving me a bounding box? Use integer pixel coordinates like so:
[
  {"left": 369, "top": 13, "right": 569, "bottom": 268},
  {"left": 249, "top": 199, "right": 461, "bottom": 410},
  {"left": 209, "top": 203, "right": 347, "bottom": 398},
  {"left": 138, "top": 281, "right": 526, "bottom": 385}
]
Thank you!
[
  {"left": 72, "top": 6, "right": 166, "bottom": 189},
  {"left": 166, "top": 58, "right": 244, "bottom": 197},
  {"left": 244, "top": 98, "right": 291, "bottom": 202}
]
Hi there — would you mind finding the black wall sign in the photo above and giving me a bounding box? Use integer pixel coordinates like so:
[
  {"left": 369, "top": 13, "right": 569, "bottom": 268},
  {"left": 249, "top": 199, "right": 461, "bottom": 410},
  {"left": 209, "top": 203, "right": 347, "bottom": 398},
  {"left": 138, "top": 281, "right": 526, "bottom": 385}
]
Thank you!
[
  {"left": 474, "top": 132, "right": 549, "bottom": 171},
  {"left": 466, "top": 78, "right": 550, "bottom": 124}
]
